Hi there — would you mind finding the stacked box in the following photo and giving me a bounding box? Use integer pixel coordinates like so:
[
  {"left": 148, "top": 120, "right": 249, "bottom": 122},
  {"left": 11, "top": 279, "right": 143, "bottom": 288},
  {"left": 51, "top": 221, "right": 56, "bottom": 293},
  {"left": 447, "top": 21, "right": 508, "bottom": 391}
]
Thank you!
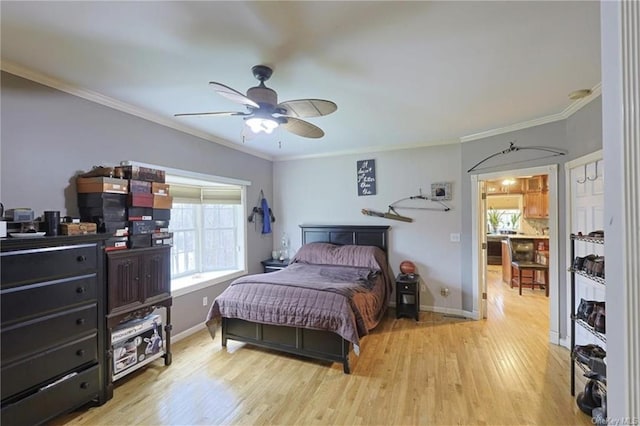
[
  {"left": 77, "top": 166, "right": 172, "bottom": 249},
  {"left": 111, "top": 314, "right": 164, "bottom": 380}
]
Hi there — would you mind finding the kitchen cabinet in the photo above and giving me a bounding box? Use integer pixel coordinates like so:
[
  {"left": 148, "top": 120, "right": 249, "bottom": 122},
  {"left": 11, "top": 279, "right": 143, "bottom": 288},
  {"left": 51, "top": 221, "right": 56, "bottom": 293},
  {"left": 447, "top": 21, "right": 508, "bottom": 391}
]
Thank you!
[
  {"left": 524, "top": 191, "right": 549, "bottom": 218},
  {"left": 526, "top": 175, "right": 547, "bottom": 192}
]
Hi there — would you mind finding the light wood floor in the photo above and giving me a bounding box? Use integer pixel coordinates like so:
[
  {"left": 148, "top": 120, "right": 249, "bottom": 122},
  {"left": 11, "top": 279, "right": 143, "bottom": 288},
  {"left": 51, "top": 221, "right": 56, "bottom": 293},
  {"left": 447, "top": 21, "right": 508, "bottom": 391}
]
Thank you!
[{"left": 54, "top": 266, "right": 590, "bottom": 425}]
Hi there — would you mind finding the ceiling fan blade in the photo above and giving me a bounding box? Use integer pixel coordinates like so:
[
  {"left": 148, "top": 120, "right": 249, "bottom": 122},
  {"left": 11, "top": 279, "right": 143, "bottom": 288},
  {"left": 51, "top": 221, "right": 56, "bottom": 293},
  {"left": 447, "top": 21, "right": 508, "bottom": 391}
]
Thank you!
[
  {"left": 281, "top": 117, "right": 325, "bottom": 138},
  {"left": 209, "top": 82, "right": 260, "bottom": 109},
  {"left": 174, "top": 111, "right": 250, "bottom": 117},
  {"left": 277, "top": 99, "right": 337, "bottom": 118}
]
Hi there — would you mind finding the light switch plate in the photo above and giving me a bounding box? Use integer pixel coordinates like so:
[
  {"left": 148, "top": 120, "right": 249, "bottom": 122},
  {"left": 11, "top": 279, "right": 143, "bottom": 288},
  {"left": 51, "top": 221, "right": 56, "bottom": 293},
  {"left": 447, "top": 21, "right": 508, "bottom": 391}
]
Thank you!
[{"left": 450, "top": 233, "right": 460, "bottom": 242}]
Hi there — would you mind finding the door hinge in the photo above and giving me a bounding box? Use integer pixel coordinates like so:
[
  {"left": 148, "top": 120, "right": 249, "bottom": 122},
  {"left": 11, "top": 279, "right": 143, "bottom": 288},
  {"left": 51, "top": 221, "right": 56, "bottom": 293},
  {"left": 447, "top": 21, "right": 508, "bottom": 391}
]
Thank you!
[
  {"left": 481, "top": 192, "right": 487, "bottom": 200},
  {"left": 482, "top": 292, "right": 487, "bottom": 300},
  {"left": 482, "top": 242, "right": 487, "bottom": 250}
]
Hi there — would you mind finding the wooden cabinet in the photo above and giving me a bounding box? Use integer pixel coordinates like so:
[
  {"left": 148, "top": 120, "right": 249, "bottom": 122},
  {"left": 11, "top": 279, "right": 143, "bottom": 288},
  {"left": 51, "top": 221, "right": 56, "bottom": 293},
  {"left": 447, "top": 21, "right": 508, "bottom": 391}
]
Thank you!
[
  {"left": 106, "top": 246, "right": 171, "bottom": 315},
  {"left": 486, "top": 178, "right": 524, "bottom": 194},
  {"left": 1, "top": 235, "right": 110, "bottom": 425},
  {"left": 523, "top": 175, "right": 549, "bottom": 218},
  {"left": 396, "top": 274, "right": 420, "bottom": 321},
  {"left": 105, "top": 246, "right": 172, "bottom": 384},
  {"left": 501, "top": 240, "right": 511, "bottom": 284}
]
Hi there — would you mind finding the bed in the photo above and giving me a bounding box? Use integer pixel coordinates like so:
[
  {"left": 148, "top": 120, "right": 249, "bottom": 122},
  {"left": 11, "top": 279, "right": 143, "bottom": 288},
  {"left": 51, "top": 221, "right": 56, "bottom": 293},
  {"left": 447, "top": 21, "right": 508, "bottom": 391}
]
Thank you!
[{"left": 205, "top": 225, "right": 392, "bottom": 373}]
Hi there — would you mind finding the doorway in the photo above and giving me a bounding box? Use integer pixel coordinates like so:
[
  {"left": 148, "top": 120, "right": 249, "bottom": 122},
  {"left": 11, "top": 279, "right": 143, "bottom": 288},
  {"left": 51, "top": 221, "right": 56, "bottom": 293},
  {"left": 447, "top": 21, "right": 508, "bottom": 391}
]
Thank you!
[{"left": 471, "top": 164, "right": 561, "bottom": 344}]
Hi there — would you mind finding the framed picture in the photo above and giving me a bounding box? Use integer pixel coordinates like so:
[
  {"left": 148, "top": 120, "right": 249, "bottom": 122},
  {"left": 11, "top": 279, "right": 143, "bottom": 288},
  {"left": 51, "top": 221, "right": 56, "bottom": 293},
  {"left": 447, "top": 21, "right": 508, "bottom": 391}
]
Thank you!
[{"left": 431, "top": 182, "right": 452, "bottom": 201}]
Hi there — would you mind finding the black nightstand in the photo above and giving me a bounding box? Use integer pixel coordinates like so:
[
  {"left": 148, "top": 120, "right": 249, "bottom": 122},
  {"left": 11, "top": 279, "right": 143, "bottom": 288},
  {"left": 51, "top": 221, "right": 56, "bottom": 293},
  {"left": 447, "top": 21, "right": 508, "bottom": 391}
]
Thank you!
[
  {"left": 396, "top": 273, "right": 420, "bottom": 321},
  {"left": 261, "top": 258, "right": 290, "bottom": 273}
]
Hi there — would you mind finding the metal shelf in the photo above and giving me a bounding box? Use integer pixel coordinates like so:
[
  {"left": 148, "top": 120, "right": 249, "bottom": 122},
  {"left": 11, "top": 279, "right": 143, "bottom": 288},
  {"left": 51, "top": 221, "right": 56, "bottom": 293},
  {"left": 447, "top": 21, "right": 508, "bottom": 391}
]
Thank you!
[
  {"left": 568, "top": 268, "right": 606, "bottom": 285},
  {"left": 571, "top": 234, "right": 604, "bottom": 244},
  {"left": 572, "top": 316, "right": 606, "bottom": 343}
]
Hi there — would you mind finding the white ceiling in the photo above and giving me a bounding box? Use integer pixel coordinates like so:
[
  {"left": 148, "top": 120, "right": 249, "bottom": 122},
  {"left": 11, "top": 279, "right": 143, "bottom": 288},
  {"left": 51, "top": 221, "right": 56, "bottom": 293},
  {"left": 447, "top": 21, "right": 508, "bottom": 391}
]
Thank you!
[{"left": 0, "top": 1, "right": 601, "bottom": 161}]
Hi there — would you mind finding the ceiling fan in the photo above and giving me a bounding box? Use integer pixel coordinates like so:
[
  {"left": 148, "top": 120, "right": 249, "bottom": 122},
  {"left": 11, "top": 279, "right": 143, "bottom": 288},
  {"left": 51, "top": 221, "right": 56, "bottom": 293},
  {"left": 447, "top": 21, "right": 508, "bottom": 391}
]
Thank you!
[{"left": 175, "top": 65, "right": 337, "bottom": 139}]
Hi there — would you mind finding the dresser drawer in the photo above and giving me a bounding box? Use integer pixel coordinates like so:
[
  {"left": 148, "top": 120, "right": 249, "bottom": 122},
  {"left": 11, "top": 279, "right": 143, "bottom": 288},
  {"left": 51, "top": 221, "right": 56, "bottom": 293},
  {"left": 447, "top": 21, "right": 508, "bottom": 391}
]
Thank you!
[
  {"left": 1, "top": 244, "right": 98, "bottom": 289},
  {"left": 1, "top": 304, "right": 97, "bottom": 363},
  {"left": 1, "top": 275, "right": 97, "bottom": 326},
  {"left": 1, "top": 333, "right": 98, "bottom": 401},
  {"left": 0, "top": 364, "right": 101, "bottom": 426}
]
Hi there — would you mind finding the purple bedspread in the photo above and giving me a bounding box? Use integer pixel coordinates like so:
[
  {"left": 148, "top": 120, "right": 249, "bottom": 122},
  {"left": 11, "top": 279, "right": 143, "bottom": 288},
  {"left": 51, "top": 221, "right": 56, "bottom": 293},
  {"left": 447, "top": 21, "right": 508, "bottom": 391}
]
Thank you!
[{"left": 206, "top": 243, "right": 393, "bottom": 347}]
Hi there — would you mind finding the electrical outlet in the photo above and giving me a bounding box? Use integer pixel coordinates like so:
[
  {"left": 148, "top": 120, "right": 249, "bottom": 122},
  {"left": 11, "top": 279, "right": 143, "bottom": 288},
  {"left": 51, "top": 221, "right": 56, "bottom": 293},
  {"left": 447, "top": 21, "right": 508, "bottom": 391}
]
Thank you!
[
  {"left": 202, "top": 296, "right": 208, "bottom": 307},
  {"left": 440, "top": 288, "right": 449, "bottom": 297}
]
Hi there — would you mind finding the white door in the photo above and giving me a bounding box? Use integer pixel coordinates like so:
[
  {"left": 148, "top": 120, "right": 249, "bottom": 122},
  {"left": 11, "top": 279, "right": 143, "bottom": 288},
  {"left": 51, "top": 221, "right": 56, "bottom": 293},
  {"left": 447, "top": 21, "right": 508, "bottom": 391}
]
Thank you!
[{"left": 569, "top": 157, "right": 605, "bottom": 348}]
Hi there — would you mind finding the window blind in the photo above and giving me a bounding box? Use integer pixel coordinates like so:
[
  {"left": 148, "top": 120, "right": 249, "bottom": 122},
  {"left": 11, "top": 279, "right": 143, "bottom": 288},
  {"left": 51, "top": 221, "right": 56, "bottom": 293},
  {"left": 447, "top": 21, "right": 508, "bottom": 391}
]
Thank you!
[{"left": 170, "top": 183, "right": 242, "bottom": 205}]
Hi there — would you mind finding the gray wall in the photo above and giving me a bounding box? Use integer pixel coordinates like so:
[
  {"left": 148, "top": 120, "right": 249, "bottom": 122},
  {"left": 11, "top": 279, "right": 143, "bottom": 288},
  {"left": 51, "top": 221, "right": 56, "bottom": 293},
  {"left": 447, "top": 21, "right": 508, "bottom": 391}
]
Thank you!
[
  {"left": 0, "top": 71, "right": 274, "bottom": 334},
  {"left": 460, "top": 97, "right": 603, "bottom": 336},
  {"left": 274, "top": 144, "right": 465, "bottom": 315}
]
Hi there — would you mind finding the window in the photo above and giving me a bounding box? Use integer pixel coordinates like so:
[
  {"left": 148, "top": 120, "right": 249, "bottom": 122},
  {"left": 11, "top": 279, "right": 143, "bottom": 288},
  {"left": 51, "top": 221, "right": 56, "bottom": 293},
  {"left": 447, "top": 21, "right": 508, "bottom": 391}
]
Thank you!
[{"left": 165, "top": 173, "right": 248, "bottom": 294}]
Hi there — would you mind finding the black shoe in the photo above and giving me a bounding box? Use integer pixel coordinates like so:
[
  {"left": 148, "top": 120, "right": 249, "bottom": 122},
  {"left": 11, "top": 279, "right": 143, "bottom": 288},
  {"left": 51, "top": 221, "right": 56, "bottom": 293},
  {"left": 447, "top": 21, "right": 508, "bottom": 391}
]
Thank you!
[{"left": 572, "top": 344, "right": 606, "bottom": 365}]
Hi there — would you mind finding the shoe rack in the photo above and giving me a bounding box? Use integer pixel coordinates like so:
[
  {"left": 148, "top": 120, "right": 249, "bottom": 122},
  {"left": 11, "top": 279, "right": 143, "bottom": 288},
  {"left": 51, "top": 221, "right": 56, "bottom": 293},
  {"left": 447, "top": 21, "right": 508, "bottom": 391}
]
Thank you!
[{"left": 569, "top": 233, "right": 606, "bottom": 397}]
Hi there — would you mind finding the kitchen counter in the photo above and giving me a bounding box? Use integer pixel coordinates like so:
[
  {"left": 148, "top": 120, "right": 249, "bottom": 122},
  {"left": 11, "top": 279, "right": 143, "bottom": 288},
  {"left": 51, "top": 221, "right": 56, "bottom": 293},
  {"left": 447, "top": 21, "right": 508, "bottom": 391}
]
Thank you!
[{"left": 487, "top": 234, "right": 549, "bottom": 239}]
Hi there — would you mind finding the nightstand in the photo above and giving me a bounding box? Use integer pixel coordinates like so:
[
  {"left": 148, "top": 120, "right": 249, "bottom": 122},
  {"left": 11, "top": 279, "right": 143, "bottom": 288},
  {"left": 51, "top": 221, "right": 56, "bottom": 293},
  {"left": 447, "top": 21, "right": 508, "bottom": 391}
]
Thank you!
[
  {"left": 396, "top": 273, "right": 420, "bottom": 321},
  {"left": 260, "top": 258, "right": 290, "bottom": 273}
]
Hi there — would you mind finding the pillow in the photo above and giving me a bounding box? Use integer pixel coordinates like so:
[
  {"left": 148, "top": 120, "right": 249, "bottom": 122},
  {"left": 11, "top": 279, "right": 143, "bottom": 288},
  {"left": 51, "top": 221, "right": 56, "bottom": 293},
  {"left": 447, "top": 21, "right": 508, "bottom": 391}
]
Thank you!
[{"left": 291, "top": 242, "right": 385, "bottom": 271}]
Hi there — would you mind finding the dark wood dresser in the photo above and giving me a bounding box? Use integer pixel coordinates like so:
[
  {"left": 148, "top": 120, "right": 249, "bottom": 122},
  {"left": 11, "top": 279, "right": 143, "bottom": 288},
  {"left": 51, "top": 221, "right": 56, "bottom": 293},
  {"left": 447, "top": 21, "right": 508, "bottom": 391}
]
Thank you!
[{"left": 0, "top": 235, "right": 110, "bottom": 425}]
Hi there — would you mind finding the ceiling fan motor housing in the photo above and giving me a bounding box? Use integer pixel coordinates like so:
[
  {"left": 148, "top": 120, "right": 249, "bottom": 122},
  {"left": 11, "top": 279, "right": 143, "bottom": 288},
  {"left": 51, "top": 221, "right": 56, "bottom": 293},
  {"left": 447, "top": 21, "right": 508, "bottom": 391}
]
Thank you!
[{"left": 247, "top": 85, "right": 277, "bottom": 106}]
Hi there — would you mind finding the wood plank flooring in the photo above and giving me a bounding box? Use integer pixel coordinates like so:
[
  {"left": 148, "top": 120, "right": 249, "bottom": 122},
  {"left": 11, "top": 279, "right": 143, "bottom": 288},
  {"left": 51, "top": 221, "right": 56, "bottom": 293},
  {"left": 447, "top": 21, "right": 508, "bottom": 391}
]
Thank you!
[{"left": 54, "top": 266, "right": 591, "bottom": 425}]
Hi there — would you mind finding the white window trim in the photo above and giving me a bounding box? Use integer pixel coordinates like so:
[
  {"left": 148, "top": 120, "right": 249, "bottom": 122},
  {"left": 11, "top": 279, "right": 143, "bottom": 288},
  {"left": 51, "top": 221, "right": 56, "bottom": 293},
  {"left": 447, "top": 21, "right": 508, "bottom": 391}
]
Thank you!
[{"left": 121, "top": 160, "right": 251, "bottom": 297}]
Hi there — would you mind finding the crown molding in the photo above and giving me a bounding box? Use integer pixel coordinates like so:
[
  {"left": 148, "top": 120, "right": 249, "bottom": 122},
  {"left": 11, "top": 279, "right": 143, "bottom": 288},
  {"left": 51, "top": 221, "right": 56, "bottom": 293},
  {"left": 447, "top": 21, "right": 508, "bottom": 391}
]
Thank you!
[
  {"left": 460, "top": 82, "right": 602, "bottom": 143},
  {"left": 276, "top": 138, "right": 460, "bottom": 161},
  {"left": 0, "top": 60, "right": 273, "bottom": 161}
]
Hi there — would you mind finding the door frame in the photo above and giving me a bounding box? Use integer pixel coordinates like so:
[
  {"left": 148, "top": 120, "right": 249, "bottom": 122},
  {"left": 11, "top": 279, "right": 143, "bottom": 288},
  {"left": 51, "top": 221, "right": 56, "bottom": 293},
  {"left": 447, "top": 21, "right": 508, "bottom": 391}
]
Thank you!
[{"left": 471, "top": 164, "right": 560, "bottom": 343}]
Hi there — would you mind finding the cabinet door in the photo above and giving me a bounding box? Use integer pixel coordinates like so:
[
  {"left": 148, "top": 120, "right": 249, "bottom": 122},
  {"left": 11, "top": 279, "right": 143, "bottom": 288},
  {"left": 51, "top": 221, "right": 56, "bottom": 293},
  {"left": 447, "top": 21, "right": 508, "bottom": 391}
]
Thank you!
[
  {"left": 142, "top": 247, "right": 171, "bottom": 303},
  {"left": 107, "top": 252, "right": 142, "bottom": 314},
  {"left": 526, "top": 176, "right": 543, "bottom": 192}
]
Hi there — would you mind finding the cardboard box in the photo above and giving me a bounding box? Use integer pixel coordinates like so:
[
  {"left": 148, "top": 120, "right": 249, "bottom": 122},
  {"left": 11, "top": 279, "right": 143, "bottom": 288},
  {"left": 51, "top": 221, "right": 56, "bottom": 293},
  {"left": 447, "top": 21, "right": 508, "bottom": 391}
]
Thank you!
[
  {"left": 151, "top": 182, "right": 170, "bottom": 196},
  {"left": 120, "top": 165, "right": 165, "bottom": 183},
  {"left": 128, "top": 234, "right": 152, "bottom": 249},
  {"left": 128, "top": 220, "right": 155, "bottom": 235},
  {"left": 105, "top": 236, "right": 128, "bottom": 251},
  {"left": 78, "top": 193, "right": 127, "bottom": 208},
  {"left": 152, "top": 209, "right": 171, "bottom": 221},
  {"left": 151, "top": 232, "right": 173, "bottom": 247},
  {"left": 129, "top": 179, "right": 152, "bottom": 194},
  {"left": 79, "top": 207, "right": 127, "bottom": 222},
  {"left": 111, "top": 315, "right": 164, "bottom": 380},
  {"left": 152, "top": 195, "right": 173, "bottom": 209},
  {"left": 60, "top": 222, "right": 97, "bottom": 235},
  {"left": 76, "top": 177, "right": 128, "bottom": 194},
  {"left": 128, "top": 193, "right": 154, "bottom": 208},
  {"left": 128, "top": 207, "right": 153, "bottom": 221}
]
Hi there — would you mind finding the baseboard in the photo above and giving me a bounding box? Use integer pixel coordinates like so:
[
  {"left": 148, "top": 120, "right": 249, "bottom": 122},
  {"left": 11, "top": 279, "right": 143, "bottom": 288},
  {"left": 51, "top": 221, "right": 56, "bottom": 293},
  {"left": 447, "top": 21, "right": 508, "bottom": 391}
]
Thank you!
[
  {"left": 172, "top": 322, "right": 206, "bottom": 343},
  {"left": 558, "top": 336, "right": 571, "bottom": 350},
  {"left": 549, "top": 330, "right": 561, "bottom": 345}
]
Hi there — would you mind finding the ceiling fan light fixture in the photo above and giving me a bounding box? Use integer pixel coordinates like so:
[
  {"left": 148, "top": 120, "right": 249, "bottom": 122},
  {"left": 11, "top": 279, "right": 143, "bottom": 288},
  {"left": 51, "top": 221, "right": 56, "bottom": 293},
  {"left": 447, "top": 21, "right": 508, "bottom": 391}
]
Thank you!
[{"left": 246, "top": 117, "right": 279, "bottom": 134}]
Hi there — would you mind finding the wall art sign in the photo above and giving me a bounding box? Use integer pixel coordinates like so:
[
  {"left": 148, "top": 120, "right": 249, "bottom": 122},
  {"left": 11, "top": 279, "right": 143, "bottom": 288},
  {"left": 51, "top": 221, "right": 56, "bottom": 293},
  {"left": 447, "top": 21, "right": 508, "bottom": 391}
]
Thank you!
[
  {"left": 357, "top": 159, "right": 376, "bottom": 196},
  {"left": 431, "top": 182, "right": 452, "bottom": 201}
]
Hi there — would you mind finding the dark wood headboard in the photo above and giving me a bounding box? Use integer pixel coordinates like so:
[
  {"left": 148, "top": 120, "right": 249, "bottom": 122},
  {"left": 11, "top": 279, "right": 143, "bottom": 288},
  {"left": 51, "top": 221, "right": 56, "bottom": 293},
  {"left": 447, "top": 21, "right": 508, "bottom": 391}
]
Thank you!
[{"left": 300, "top": 225, "right": 390, "bottom": 253}]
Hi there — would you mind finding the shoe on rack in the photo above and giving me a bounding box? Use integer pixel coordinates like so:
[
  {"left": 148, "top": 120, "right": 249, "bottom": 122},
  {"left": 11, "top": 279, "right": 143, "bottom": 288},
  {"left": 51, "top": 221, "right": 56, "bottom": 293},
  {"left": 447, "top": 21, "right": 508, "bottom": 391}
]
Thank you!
[
  {"left": 576, "top": 380, "right": 602, "bottom": 416},
  {"left": 576, "top": 298, "right": 597, "bottom": 321},
  {"left": 572, "top": 344, "right": 606, "bottom": 365}
]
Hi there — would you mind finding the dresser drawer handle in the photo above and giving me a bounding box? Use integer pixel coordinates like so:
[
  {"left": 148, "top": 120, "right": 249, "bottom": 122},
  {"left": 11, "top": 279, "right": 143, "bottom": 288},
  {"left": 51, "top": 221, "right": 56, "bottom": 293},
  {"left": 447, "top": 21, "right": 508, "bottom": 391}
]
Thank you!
[
  {"left": 76, "top": 349, "right": 85, "bottom": 357},
  {"left": 76, "top": 255, "right": 87, "bottom": 262},
  {"left": 80, "top": 382, "right": 89, "bottom": 390},
  {"left": 76, "top": 318, "right": 86, "bottom": 325},
  {"left": 76, "top": 286, "right": 86, "bottom": 294}
]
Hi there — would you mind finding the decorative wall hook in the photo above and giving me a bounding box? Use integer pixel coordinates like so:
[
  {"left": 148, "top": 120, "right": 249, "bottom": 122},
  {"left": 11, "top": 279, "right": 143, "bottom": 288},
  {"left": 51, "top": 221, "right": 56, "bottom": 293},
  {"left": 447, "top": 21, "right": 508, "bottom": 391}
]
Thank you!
[
  {"left": 576, "top": 164, "right": 588, "bottom": 184},
  {"left": 587, "top": 160, "right": 599, "bottom": 181},
  {"left": 467, "top": 141, "right": 567, "bottom": 173}
]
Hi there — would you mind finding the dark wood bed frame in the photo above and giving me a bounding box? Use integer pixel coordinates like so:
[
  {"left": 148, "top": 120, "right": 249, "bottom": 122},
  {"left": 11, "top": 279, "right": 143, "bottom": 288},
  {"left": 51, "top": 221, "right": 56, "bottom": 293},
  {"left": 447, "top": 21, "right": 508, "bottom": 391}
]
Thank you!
[{"left": 221, "top": 224, "right": 390, "bottom": 374}]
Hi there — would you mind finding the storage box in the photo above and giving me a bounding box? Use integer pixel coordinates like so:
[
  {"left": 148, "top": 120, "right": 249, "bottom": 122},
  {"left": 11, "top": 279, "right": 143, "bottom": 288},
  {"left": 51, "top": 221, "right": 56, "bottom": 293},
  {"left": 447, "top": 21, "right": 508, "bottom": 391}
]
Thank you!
[
  {"left": 151, "top": 182, "right": 170, "bottom": 196},
  {"left": 128, "top": 193, "right": 154, "bottom": 208},
  {"left": 77, "top": 193, "right": 127, "bottom": 208},
  {"left": 120, "top": 165, "right": 165, "bottom": 183},
  {"left": 100, "top": 221, "right": 128, "bottom": 236},
  {"left": 128, "top": 220, "right": 156, "bottom": 235},
  {"left": 111, "top": 314, "right": 164, "bottom": 380},
  {"left": 154, "top": 220, "right": 170, "bottom": 233},
  {"left": 79, "top": 207, "right": 127, "bottom": 222},
  {"left": 152, "top": 209, "right": 171, "bottom": 221},
  {"left": 5, "top": 208, "right": 35, "bottom": 222},
  {"left": 128, "top": 207, "right": 153, "bottom": 221},
  {"left": 76, "top": 177, "right": 128, "bottom": 194},
  {"left": 128, "top": 234, "right": 152, "bottom": 249},
  {"left": 105, "top": 236, "right": 128, "bottom": 252},
  {"left": 129, "top": 179, "right": 152, "bottom": 194},
  {"left": 151, "top": 232, "right": 173, "bottom": 247},
  {"left": 152, "top": 195, "right": 173, "bottom": 209},
  {"left": 60, "top": 222, "right": 97, "bottom": 235}
]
